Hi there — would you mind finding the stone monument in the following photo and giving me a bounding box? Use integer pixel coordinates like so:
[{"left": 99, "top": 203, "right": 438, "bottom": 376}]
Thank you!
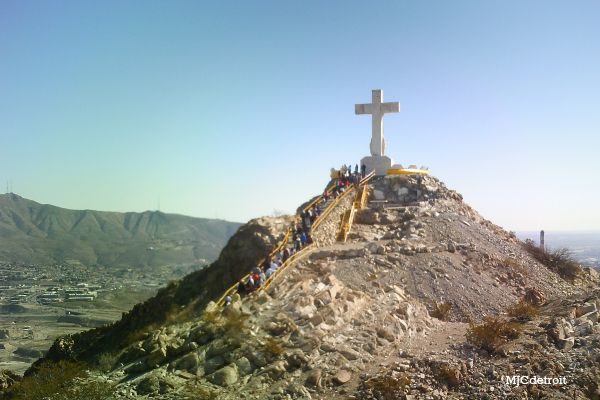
[{"left": 356, "top": 89, "right": 399, "bottom": 176}]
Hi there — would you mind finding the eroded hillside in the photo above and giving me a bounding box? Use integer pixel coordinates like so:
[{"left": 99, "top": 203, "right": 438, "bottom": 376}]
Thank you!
[{"left": 3, "top": 175, "right": 599, "bottom": 400}]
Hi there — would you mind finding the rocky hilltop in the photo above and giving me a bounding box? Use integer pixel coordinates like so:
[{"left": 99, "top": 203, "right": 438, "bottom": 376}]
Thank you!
[
  {"left": 0, "top": 193, "right": 242, "bottom": 268},
  {"left": 2, "top": 175, "right": 600, "bottom": 400}
]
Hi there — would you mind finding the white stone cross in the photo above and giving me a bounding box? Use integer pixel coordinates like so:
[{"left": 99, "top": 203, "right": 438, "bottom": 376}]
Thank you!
[{"left": 355, "top": 89, "right": 400, "bottom": 157}]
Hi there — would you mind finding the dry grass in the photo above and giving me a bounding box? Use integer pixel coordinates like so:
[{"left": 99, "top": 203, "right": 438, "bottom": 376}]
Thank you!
[
  {"left": 507, "top": 298, "right": 539, "bottom": 321},
  {"left": 466, "top": 316, "right": 523, "bottom": 353},
  {"left": 5, "top": 360, "right": 115, "bottom": 400},
  {"left": 263, "top": 336, "right": 286, "bottom": 357},
  {"left": 435, "top": 363, "right": 458, "bottom": 386},
  {"left": 96, "top": 351, "right": 119, "bottom": 373},
  {"left": 430, "top": 301, "right": 453, "bottom": 321},
  {"left": 522, "top": 239, "right": 582, "bottom": 282},
  {"left": 502, "top": 257, "right": 531, "bottom": 278},
  {"left": 365, "top": 370, "right": 411, "bottom": 400},
  {"left": 180, "top": 384, "right": 217, "bottom": 400}
]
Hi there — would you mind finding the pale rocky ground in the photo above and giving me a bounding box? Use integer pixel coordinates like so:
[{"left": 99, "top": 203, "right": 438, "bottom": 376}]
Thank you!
[{"left": 3, "top": 175, "right": 600, "bottom": 399}]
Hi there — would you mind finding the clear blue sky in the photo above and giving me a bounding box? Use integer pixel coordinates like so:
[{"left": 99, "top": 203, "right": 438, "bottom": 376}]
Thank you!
[{"left": 1, "top": 1, "right": 599, "bottom": 231}]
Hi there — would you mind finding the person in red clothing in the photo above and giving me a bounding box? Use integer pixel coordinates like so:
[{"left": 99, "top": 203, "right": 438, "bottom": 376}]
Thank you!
[{"left": 253, "top": 273, "right": 261, "bottom": 288}]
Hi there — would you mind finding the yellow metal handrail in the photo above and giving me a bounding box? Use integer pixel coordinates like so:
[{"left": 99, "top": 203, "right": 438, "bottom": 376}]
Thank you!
[
  {"left": 335, "top": 170, "right": 376, "bottom": 242},
  {"left": 359, "top": 170, "right": 376, "bottom": 186},
  {"left": 210, "top": 182, "right": 338, "bottom": 311},
  {"left": 259, "top": 244, "right": 315, "bottom": 293},
  {"left": 212, "top": 171, "right": 378, "bottom": 310},
  {"left": 312, "top": 182, "right": 355, "bottom": 231}
]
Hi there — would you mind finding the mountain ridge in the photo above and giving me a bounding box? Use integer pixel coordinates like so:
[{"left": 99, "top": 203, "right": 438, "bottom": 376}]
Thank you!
[{"left": 0, "top": 193, "right": 242, "bottom": 268}]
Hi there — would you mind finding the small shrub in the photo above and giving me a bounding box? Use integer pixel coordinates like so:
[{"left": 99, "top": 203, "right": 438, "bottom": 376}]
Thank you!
[
  {"left": 166, "top": 303, "right": 197, "bottom": 325},
  {"left": 61, "top": 380, "right": 116, "bottom": 400},
  {"left": 5, "top": 360, "right": 115, "bottom": 400},
  {"left": 507, "top": 298, "right": 539, "bottom": 321},
  {"left": 180, "top": 384, "right": 217, "bottom": 400},
  {"left": 431, "top": 301, "right": 452, "bottom": 321},
  {"left": 96, "top": 351, "right": 119, "bottom": 373},
  {"left": 263, "top": 336, "right": 285, "bottom": 357},
  {"left": 222, "top": 313, "right": 249, "bottom": 342},
  {"left": 365, "top": 371, "right": 411, "bottom": 400},
  {"left": 201, "top": 309, "right": 224, "bottom": 325},
  {"left": 435, "top": 363, "right": 460, "bottom": 387},
  {"left": 522, "top": 239, "right": 582, "bottom": 282},
  {"left": 502, "top": 257, "right": 530, "bottom": 278},
  {"left": 466, "top": 316, "right": 523, "bottom": 353},
  {"left": 436, "top": 363, "right": 455, "bottom": 380},
  {"left": 120, "top": 323, "right": 158, "bottom": 349}
]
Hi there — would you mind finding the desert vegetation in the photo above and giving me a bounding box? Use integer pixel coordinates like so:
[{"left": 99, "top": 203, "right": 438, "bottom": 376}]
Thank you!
[
  {"left": 465, "top": 316, "right": 523, "bottom": 353},
  {"left": 522, "top": 239, "right": 583, "bottom": 282},
  {"left": 2, "top": 360, "right": 114, "bottom": 400}
]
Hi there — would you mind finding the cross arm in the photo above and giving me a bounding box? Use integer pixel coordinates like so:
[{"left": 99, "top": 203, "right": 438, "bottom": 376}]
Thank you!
[
  {"left": 381, "top": 102, "right": 400, "bottom": 114},
  {"left": 355, "top": 103, "right": 375, "bottom": 115}
]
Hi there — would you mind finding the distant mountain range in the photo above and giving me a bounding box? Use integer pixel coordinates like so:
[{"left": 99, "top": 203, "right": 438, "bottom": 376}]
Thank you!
[{"left": 0, "top": 193, "right": 242, "bottom": 268}]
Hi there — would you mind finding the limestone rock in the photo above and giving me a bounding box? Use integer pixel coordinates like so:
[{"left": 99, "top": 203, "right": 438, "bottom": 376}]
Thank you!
[
  {"left": 255, "top": 291, "right": 272, "bottom": 305},
  {"left": 206, "top": 339, "right": 231, "bottom": 358},
  {"left": 576, "top": 321, "right": 594, "bottom": 337},
  {"left": 173, "top": 352, "right": 199, "bottom": 371},
  {"left": 287, "top": 382, "right": 312, "bottom": 398},
  {"left": 207, "top": 364, "right": 238, "bottom": 387},
  {"left": 558, "top": 337, "right": 575, "bottom": 350},
  {"left": 377, "top": 326, "right": 396, "bottom": 342},
  {"left": 284, "top": 295, "right": 317, "bottom": 317},
  {"left": 147, "top": 346, "right": 168, "bottom": 368},
  {"left": 222, "top": 301, "right": 243, "bottom": 318},
  {"left": 581, "top": 302, "right": 598, "bottom": 315},
  {"left": 247, "top": 349, "right": 268, "bottom": 367},
  {"left": 285, "top": 348, "right": 307, "bottom": 367},
  {"left": 525, "top": 287, "right": 546, "bottom": 306},
  {"left": 339, "top": 347, "right": 360, "bottom": 361},
  {"left": 263, "top": 360, "right": 288, "bottom": 379},
  {"left": 306, "top": 369, "right": 322, "bottom": 386},
  {"left": 204, "top": 355, "right": 226, "bottom": 375},
  {"left": 234, "top": 356, "right": 253, "bottom": 376},
  {"left": 547, "top": 322, "right": 566, "bottom": 341},
  {"left": 333, "top": 370, "right": 351, "bottom": 384},
  {"left": 582, "top": 311, "right": 599, "bottom": 324}
]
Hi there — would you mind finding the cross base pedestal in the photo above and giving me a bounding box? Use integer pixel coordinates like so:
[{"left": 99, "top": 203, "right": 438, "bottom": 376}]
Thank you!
[{"left": 360, "top": 156, "right": 394, "bottom": 176}]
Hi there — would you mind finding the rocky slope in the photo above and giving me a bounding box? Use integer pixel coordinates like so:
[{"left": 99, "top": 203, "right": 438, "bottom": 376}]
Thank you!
[
  {"left": 3, "top": 175, "right": 599, "bottom": 400},
  {"left": 23, "top": 215, "right": 290, "bottom": 370}
]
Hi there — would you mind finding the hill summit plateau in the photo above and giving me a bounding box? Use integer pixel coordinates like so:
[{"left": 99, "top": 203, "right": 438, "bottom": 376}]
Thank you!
[{"left": 2, "top": 174, "right": 600, "bottom": 400}]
